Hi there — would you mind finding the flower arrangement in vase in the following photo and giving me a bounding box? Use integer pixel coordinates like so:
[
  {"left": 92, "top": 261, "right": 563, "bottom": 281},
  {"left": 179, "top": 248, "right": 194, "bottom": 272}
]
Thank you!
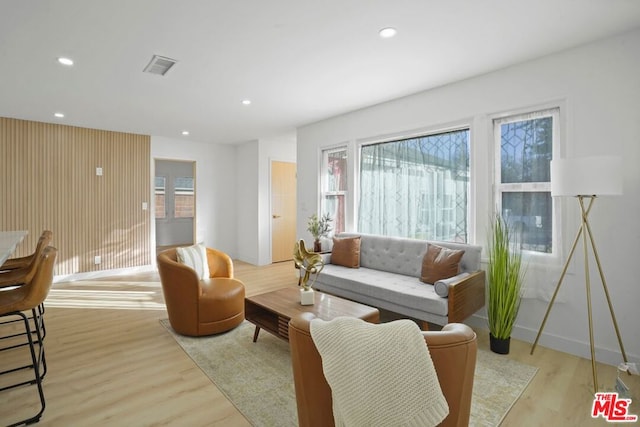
[{"left": 307, "top": 213, "right": 333, "bottom": 252}]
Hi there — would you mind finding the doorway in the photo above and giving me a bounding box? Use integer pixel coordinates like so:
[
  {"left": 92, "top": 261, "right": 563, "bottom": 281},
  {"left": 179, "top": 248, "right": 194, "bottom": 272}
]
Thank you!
[
  {"left": 271, "top": 161, "right": 297, "bottom": 263},
  {"left": 155, "top": 159, "right": 196, "bottom": 251}
]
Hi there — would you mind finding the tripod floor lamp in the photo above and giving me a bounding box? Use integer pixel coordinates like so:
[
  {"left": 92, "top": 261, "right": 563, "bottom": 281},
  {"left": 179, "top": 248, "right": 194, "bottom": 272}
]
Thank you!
[{"left": 530, "top": 155, "right": 628, "bottom": 393}]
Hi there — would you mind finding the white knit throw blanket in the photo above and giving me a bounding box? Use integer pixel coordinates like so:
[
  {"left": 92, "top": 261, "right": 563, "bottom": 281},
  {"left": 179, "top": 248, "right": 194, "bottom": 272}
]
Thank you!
[{"left": 310, "top": 317, "right": 449, "bottom": 427}]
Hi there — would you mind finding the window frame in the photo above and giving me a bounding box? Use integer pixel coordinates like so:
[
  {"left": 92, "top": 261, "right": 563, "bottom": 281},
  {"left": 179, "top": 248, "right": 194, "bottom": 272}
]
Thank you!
[
  {"left": 355, "top": 124, "right": 472, "bottom": 242},
  {"left": 493, "top": 107, "right": 561, "bottom": 258},
  {"left": 320, "top": 145, "right": 349, "bottom": 236},
  {"left": 173, "top": 176, "right": 195, "bottom": 219},
  {"left": 154, "top": 176, "right": 167, "bottom": 219}
]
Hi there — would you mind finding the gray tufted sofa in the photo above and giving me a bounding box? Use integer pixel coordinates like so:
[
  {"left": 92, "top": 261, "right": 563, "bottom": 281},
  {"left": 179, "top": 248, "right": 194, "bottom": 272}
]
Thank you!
[{"left": 314, "top": 233, "right": 486, "bottom": 328}]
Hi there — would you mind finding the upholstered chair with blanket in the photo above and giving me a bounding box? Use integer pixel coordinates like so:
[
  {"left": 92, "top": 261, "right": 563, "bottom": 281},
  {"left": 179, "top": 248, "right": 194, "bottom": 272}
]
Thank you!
[
  {"left": 157, "top": 245, "right": 245, "bottom": 337},
  {"left": 289, "top": 312, "right": 477, "bottom": 427}
]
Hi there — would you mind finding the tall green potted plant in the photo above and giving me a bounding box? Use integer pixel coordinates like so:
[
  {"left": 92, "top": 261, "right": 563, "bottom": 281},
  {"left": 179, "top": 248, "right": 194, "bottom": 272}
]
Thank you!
[{"left": 487, "top": 213, "right": 526, "bottom": 354}]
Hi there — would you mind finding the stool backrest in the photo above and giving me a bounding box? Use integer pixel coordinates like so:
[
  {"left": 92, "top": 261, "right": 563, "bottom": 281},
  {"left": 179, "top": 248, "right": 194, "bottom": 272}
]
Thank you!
[
  {"left": 19, "top": 230, "right": 54, "bottom": 283},
  {"left": 19, "top": 246, "right": 57, "bottom": 311}
]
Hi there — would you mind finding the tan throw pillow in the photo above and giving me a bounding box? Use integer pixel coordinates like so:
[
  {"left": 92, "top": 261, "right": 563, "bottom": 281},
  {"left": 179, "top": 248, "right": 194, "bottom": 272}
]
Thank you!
[
  {"left": 331, "top": 236, "right": 361, "bottom": 268},
  {"left": 176, "top": 243, "right": 210, "bottom": 280},
  {"left": 420, "top": 244, "right": 464, "bottom": 284}
]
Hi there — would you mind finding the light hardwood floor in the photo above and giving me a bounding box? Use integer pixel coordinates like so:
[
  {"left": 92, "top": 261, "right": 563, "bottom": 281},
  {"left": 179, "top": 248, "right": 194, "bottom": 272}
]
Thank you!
[{"left": 1, "top": 260, "right": 637, "bottom": 426}]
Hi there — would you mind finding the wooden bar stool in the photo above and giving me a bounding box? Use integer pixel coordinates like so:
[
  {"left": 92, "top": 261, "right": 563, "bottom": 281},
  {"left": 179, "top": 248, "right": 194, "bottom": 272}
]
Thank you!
[
  {"left": 0, "top": 231, "right": 54, "bottom": 352},
  {"left": 0, "top": 246, "right": 57, "bottom": 427}
]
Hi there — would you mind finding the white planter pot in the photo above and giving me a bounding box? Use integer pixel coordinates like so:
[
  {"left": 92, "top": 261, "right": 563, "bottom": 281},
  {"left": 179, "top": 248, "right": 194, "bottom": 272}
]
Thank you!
[{"left": 300, "top": 288, "right": 315, "bottom": 305}]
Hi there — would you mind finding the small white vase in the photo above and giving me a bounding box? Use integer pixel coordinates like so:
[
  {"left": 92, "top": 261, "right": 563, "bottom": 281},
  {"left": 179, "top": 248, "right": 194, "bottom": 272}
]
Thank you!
[{"left": 300, "top": 288, "right": 314, "bottom": 305}]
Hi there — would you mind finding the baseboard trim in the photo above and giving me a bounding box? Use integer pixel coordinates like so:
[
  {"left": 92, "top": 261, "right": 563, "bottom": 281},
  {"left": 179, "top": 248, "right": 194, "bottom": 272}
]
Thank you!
[
  {"left": 53, "top": 265, "right": 155, "bottom": 283},
  {"left": 466, "top": 313, "right": 638, "bottom": 367}
]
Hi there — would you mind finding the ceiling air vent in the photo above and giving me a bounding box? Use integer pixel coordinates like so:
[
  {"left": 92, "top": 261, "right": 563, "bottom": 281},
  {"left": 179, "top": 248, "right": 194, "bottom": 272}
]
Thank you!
[{"left": 143, "top": 55, "right": 177, "bottom": 76}]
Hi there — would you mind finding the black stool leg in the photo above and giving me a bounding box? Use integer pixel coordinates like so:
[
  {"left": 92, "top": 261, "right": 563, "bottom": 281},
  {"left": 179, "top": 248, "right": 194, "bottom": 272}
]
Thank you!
[{"left": 3, "top": 311, "right": 46, "bottom": 427}]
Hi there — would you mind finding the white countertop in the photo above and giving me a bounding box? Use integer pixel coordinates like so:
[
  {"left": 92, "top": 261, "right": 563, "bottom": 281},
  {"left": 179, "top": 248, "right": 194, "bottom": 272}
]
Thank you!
[{"left": 0, "top": 230, "right": 28, "bottom": 266}]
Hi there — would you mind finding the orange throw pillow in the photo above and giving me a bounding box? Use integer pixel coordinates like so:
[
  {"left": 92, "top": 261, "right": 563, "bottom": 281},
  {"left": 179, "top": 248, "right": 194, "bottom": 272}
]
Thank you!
[
  {"left": 331, "top": 236, "right": 361, "bottom": 268},
  {"left": 420, "top": 244, "right": 464, "bottom": 284}
]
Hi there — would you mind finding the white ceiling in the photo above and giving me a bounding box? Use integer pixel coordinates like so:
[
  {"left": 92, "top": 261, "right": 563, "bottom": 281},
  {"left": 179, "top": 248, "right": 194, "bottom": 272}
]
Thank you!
[{"left": 2, "top": 1, "right": 640, "bottom": 145}]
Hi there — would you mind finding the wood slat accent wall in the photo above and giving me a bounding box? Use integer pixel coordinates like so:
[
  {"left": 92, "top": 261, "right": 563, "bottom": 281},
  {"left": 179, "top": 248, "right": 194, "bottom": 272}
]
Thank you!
[{"left": 0, "top": 117, "right": 151, "bottom": 275}]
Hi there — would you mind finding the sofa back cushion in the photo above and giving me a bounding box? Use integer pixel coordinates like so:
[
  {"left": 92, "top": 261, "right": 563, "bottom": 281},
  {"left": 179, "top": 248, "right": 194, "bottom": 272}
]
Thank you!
[{"left": 335, "top": 233, "right": 481, "bottom": 278}]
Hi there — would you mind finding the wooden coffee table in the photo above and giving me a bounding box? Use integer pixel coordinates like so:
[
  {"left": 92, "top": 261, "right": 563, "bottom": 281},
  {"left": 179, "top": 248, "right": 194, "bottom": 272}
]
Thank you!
[{"left": 245, "top": 287, "right": 379, "bottom": 342}]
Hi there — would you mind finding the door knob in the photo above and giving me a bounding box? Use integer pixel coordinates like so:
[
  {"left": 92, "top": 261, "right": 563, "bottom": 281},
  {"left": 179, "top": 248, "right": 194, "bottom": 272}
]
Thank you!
[{"left": 272, "top": 214, "right": 281, "bottom": 219}]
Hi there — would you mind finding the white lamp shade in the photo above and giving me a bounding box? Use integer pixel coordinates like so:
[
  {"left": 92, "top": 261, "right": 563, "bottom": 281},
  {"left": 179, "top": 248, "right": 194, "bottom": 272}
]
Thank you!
[{"left": 551, "top": 156, "right": 623, "bottom": 197}]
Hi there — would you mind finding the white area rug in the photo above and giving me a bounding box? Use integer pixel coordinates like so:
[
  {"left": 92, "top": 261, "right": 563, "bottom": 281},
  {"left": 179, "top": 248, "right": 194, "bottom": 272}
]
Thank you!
[{"left": 161, "top": 320, "right": 537, "bottom": 426}]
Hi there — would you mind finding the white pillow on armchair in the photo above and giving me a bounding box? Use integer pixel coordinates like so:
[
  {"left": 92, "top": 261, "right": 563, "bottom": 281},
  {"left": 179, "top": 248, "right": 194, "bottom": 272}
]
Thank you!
[{"left": 176, "top": 243, "right": 210, "bottom": 280}]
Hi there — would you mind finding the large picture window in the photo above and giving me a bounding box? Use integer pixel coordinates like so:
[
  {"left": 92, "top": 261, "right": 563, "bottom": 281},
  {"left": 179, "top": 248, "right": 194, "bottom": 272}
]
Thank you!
[
  {"left": 494, "top": 108, "right": 558, "bottom": 254},
  {"left": 321, "top": 147, "right": 347, "bottom": 234},
  {"left": 358, "top": 128, "right": 470, "bottom": 242}
]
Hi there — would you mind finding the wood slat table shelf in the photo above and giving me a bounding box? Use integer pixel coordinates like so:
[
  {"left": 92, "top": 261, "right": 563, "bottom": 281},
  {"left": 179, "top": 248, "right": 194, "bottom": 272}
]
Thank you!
[{"left": 244, "top": 287, "right": 379, "bottom": 343}]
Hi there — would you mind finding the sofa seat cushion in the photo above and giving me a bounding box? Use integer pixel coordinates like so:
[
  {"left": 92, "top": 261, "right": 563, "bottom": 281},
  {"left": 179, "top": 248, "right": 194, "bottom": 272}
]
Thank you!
[
  {"left": 319, "top": 265, "right": 448, "bottom": 317},
  {"left": 199, "top": 277, "right": 245, "bottom": 323}
]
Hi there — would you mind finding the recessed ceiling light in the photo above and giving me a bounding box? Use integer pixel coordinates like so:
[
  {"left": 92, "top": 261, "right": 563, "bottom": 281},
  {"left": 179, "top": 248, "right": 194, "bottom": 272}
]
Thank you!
[
  {"left": 54, "top": 112, "right": 65, "bottom": 118},
  {"left": 379, "top": 27, "right": 397, "bottom": 38},
  {"left": 57, "top": 57, "right": 74, "bottom": 66},
  {"left": 181, "top": 130, "right": 190, "bottom": 136},
  {"left": 241, "top": 99, "right": 252, "bottom": 105}
]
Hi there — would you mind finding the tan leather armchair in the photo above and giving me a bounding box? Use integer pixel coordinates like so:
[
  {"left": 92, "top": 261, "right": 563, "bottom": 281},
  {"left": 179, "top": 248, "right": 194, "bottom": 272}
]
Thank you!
[
  {"left": 157, "top": 247, "right": 245, "bottom": 337},
  {"left": 289, "top": 313, "right": 477, "bottom": 427}
]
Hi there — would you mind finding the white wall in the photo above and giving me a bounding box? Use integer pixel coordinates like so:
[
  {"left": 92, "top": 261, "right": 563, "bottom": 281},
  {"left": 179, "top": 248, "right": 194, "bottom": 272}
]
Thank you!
[
  {"left": 152, "top": 136, "right": 238, "bottom": 258},
  {"left": 297, "top": 29, "right": 640, "bottom": 365},
  {"left": 153, "top": 131, "right": 295, "bottom": 267},
  {"left": 236, "top": 140, "right": 260, "bottom": 264},
  {"left": 236, "top": 132, "right": 297, "bottom": 265}
]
